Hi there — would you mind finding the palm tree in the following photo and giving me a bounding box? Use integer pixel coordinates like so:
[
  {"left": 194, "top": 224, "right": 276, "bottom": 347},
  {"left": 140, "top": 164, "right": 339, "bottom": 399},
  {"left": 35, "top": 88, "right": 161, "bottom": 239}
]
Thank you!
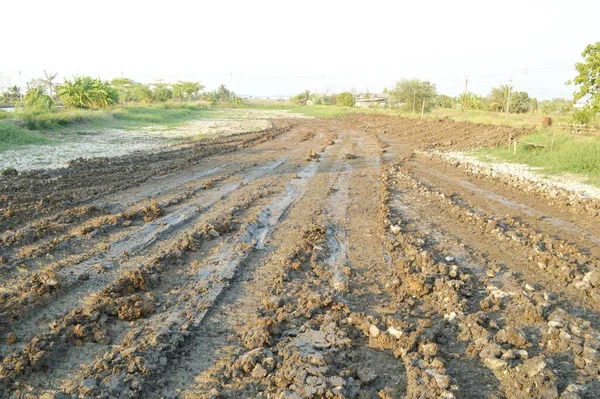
[
  {"left": 8, "top": 85, "right": 21, "bottom": 102},
  {"left": 488, "top": 84, "right": 513, "bottom": 112},
  {"left": 43, "top": 71, "right": 58, "bottom": 100}
]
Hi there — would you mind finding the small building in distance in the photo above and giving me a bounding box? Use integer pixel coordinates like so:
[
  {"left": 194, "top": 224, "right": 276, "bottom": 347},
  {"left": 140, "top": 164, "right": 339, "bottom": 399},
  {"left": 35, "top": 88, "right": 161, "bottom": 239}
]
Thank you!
[{"left": 355, "top": 93, "right": 389, "bottom": 108}]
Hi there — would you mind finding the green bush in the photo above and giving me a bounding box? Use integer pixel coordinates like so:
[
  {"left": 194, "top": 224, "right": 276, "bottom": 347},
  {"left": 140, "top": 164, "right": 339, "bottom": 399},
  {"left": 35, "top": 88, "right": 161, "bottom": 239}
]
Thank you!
[
  {"left": 572, "top": 108, "right": 594, "bottom": 125},
  {"left": 337, "top": 92, "right": 355, "bottom": 107},
  {"left": 0, "top": 121, "right": 53, "bottom": 150}
]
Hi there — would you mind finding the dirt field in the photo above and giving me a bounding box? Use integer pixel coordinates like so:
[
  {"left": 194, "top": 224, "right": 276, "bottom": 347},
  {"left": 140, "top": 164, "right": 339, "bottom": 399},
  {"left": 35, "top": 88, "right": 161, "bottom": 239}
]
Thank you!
[
  {"left": 1, "top": 114, "right": 599, "bottom": 399},
  {"left": 0, "top": 109, "right": 305, "bottom": 171}
]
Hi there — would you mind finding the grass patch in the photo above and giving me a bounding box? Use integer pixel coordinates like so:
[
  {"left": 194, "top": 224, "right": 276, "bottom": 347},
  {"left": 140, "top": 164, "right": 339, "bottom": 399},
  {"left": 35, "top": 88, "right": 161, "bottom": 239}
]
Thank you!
[
  {"left": 0, "top": 121, "right": 54, "bottom": 151},
  {"left": 242, "top": 103, "right": 571, "bottom": 128},
  {"left": 108, "top": 104, "right": 211, "bottom": 127},
  {"left": 474, "top": 128, "right": 600, "bottom": 186},
  {"left": 242, "top": 103, "right": 398, "bottom": 118},
  {"left": 9, "top": 103, "right": 211, "bottom": 132}
]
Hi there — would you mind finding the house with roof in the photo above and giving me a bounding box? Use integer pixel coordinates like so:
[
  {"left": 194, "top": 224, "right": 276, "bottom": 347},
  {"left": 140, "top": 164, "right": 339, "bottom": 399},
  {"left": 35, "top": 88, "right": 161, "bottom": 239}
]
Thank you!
[{"left": 354, "top": 93, "right": 389, "bottom": 108}]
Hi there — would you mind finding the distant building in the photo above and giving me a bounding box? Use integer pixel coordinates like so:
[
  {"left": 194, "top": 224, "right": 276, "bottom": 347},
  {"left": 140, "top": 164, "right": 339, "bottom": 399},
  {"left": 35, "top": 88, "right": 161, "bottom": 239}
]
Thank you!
[{"left": 355, "top": 93, "right": 389, "bottom": 108}]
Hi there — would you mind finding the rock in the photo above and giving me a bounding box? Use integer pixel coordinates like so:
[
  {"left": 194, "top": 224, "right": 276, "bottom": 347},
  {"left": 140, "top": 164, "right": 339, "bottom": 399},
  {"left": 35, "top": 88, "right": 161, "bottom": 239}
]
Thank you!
[
  {"left": 421, "top": 343, "right": 439, "bottom": 357},
  {"left": 582, "top": 346, "right": 597, "bottom": 360},
  {"left": 583, "top": 270, "right": 600, "bottom": 288},
  {"left": 295, "top": 329, "right": 330, "bottom": 349},
  {"left": 369, "top": 324, "right": 381, "bottom": 338},
  {"left": 426, "top": 369, "right": 450, "bottom": 389},
  {"left": 484, "top": 357, "right": 508, "bottom": 371},
  {"left": 523, "top": 357, "right": 546, "bottom": 377},
  {"left": 208, "top": 229, "right": 220, "bottom": 238},
  {"left": 445, "top": 256, "right": 455, "bottom": 262},
  {"left": 251, "top": 363, "right": 268, "bottom": 379},
  {"left": 573, "top": 280, "right": 591, "bottom": 290},
  {"left": 479, "top": 343, "right": 502, "bottom": 359},
  {"left": 390, "top": 225, "right": 401, "bottom": 235},
  {"left": 387, "top": 326, "right": 403, "bottom": 339},
  {"left": 548, "top": 320, "right": 564, "bottom": 328},
  {"left": 444, "top": 312, "right": 457, "bottom": 322},
  {"left": 496, "top": 326, "right": 528, "bottom": 348},
  {"left": 525, "top": 283, "right": 535, "bottom": 291}
]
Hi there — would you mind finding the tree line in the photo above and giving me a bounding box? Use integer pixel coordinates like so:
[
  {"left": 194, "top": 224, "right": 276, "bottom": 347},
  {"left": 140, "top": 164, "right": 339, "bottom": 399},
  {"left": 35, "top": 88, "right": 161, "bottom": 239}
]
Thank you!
[{"left": 1, "top": 74, "right": 242, "bottom": 109}]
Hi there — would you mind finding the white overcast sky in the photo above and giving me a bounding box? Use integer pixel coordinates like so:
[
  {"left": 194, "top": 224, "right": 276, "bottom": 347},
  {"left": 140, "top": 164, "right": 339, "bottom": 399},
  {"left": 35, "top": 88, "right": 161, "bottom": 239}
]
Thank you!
[{"left": 1, "top": 0, "right": 598, "bottom": 99}]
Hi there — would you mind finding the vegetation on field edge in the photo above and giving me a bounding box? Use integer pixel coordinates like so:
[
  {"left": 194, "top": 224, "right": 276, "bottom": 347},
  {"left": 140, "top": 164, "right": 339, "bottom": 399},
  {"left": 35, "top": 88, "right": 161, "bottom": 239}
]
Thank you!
[{"left": 473, "top": 128, "right": 600, "bottom": 187}]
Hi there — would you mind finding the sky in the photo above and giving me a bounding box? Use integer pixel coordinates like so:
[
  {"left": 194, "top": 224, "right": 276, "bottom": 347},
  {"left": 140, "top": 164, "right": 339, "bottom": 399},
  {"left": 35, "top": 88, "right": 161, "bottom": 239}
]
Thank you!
[{"left": 1, "top": 0, "right": 598, "bottom": 100}]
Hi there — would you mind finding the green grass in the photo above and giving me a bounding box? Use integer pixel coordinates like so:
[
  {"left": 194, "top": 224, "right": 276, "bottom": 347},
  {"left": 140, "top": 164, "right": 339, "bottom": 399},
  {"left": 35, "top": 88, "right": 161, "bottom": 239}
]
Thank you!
[
  {"left": 0, "top": 103, "right": 214, "bottom": 152},
  {"left": 243, "top": 103, "right": 399, "bottom": 118},
  {"left": 474, "top": 128, "right": 600, "bottom": 186},
  {"left": 242, "top": 103, "right": 579, "bottom": 128},
  {"left": 10, "top": 103, "right": 211, "bottom": 131},
  {"left": 0, "top": 121, "right": 54, "bottom": 151}
]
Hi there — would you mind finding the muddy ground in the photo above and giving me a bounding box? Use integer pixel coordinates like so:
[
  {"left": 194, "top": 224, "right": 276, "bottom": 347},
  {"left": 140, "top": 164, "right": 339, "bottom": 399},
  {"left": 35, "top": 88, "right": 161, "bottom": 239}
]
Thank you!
[
  {"left": 0, "top": 114, "right": 599, "bottom": 399},
  {"left": 0, "top": 109, "right": 305, "bottom": 171}
]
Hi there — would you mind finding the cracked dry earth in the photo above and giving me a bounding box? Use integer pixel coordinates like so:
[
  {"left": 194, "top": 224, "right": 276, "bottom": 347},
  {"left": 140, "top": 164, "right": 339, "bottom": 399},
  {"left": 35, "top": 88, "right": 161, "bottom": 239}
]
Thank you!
[{"left": 1, "top": 115, "right": 599, "bottom": 399}]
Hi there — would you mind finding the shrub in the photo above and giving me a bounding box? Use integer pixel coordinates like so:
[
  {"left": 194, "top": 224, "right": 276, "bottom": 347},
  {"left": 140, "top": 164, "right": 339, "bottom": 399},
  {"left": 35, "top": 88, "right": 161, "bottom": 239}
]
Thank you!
[
  {"left": 572, "top": 108, "right": 594, "bottom": 125},
  {"left": 337, "top": 92, "right": 355, "bottom": 107}
]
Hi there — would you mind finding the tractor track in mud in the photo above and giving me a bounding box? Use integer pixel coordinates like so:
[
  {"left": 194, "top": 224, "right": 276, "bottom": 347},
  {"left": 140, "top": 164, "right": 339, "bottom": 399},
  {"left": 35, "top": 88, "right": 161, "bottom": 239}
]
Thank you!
[{"left": 0, "top": 115, "right": 598, "bottom": 398}]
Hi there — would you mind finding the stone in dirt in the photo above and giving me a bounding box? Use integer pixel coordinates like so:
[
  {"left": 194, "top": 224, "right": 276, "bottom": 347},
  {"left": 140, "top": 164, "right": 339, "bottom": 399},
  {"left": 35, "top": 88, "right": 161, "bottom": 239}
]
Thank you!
[
  {"left": 387, "top": 326, "right": 403, "bottom": 339},
  {"left": 484, "top": 357, "right": 508, "bottom": 371},
  {"left": 251, "top": 363, "right": 268, "bottom": 379},
  {"left": 495, "top": 326, "right": 529, "bottom": 348},
  {"left": 522, "top": 357, "right": 547, "bottom": 378},
  {"left": 369, "top": 324, "right": 381, "bottom": 338},
  {"left": 583, "top": 270, "right": 600, "bottom": 288},
  {"left": 425, "top": 369, "right": 450, "bottom": 389},
  {"left": 295, "top": 329, "right": 331, "bottom": 349}
]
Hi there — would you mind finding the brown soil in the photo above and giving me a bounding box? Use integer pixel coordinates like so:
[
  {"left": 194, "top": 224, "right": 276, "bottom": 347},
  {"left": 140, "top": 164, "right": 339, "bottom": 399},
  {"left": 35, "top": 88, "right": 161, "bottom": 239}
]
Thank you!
[{"left": 0, "top": 115, "right": 598, "bottom": 399}]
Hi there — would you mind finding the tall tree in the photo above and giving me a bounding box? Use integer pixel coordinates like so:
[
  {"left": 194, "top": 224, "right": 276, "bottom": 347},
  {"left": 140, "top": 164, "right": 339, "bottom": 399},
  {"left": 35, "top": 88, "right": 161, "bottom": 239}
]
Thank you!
[
  {"left": 173, "top": 81, "right": 204, "bottom": 102},
  {"left": 567, "top": 42, "right": 600, "bottom": 113},
  {"left": 7, "top": 86, "right": 21, "bottom": 102},
  {"left": 509, "top": 91, "right": 531, "bottom": 113},
  {"left": 488, "top": 84, "right": 513, "bottom": 112},
  {"left": 43, "top": 71, "right": 58, "bottom": 100},
  {"left": 387, "top": 79, "right": 436, "bottom": 112}
]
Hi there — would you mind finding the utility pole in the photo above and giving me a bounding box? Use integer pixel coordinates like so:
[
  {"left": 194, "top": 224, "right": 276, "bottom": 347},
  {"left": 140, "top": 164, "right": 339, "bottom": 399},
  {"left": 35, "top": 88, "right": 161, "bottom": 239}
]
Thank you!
[
  {"left": 462, "top": 75, "right": 469, "bottom": 113},
  {"left": 505, "top": 78, "right": 512, "bottom": 120},
  {"left": 421, "top": 99, "right": 425, "bottom": 121}
]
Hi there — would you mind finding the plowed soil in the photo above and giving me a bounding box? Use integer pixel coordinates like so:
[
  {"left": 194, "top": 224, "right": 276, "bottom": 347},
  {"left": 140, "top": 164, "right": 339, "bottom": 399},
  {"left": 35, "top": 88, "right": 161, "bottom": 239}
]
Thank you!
[{"left": 1, "top": 114, "right": 599, "bottom": 399}]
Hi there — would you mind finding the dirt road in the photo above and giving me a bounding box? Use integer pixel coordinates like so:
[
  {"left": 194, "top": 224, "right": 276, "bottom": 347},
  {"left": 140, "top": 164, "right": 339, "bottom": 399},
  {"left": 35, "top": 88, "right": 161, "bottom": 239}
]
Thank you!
[{"left": 1, "top": 115, "right": 599, "bottom": 398}]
